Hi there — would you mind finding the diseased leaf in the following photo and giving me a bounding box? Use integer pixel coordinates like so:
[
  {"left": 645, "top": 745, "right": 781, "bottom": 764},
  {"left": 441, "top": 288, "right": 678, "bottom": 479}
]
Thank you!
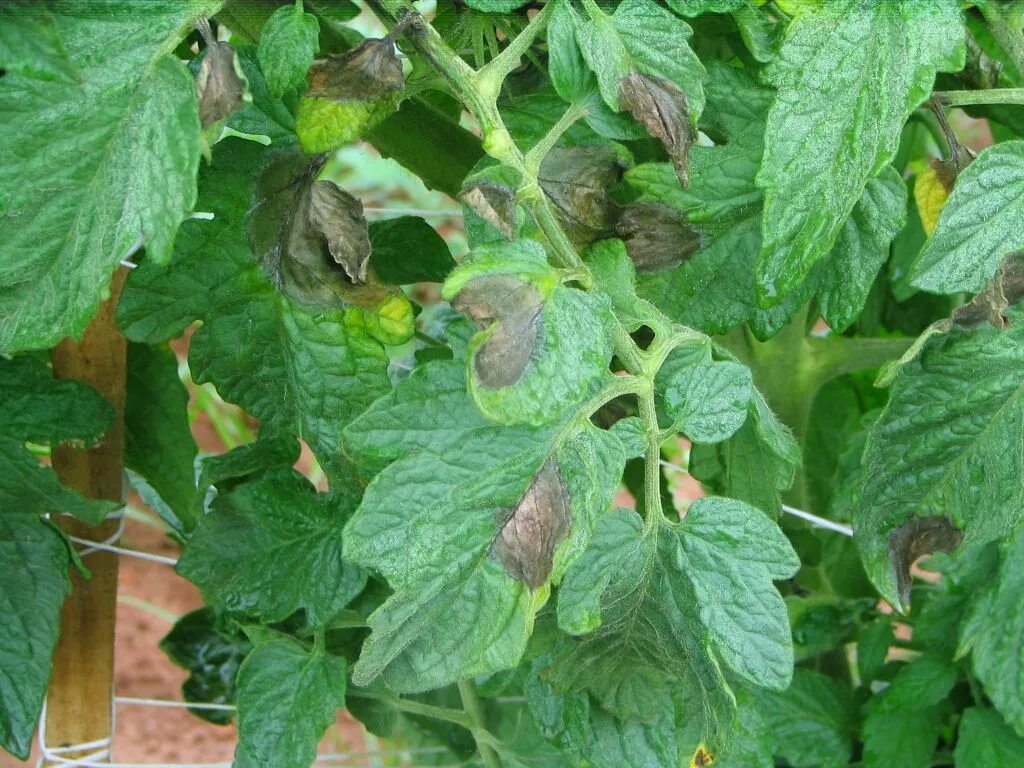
[
  {"left": 177, "top": 469, "right": 366, "bottom": 627},
  {"left": 234, "top": 638, "right": 347, "bottom": 768},
  {"left": 342, "top": 361, "right": 631, "bottom": 691},
  {"left": 117, "top": 140, "right": 393, "bottom": 483},
  {"left": 614, "top": 202, "right": 701, "bottom": 273},
  {"left": 911, "top": 141, "right": 1024, "bottom": 294},
  {"left": 443, "top": 239, "right": 615, "bottom": 426},
  {"left": 195, "top": 30, "right": 250, "bottom": 129},
  {"left": 854, "top": 319, "right": 1024, "bottom": 610},
  {"left": 460, "top": 180, "right": 518, "bottom": 240},
  {"left": 618, "top": 72, "right": 692, "bottom": 185},
  {"left": 538, "top": 145, "right": 623, "bottom": 248},
  {"left": 755, "top": 0, "right": 965, "bottom": 304},
  {"left": 0, "top": 0, "right": 217, "bottom": 353},
  {"left": 308, "top": 179, "right": 371, "bottom": 284},
  {"left": 256, "top": 1, "right": 320, "bottom": 97}
]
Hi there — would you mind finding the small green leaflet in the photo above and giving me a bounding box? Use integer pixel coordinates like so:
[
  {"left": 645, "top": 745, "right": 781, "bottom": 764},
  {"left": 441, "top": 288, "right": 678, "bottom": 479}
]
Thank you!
[
  {"left": 441, "top": 239, "right": 615, "bottom": 426},
  {"left": 959, "top": 525, "right": 1024, "bottom": 737},
  {"left": 0, "top": 357, "right": 116, "bottom": 759},
  {"left": 911, "top": 141, "right": 1024, "bottom": 294},
  {"left": 854, "top": 320, "right": 1024, "bottom": 610},
  {"left": 755, "top": 0, "right": 964, "bottom": 305},
  {"left": 234, "top": 637, "right": 347, "bottom": 768},
  {"left": 125, "top": 342, "right": 202, "bottom": 534},
  {"left": 954, "top": 708, "right": 1024, "bottom": 767},
  {"left": 117, "top": 140, "right": 391, "bottom": 484},
  {"left": 342, "top": 361, "right": 631, "bottom": 692},
  {"left": 861, "top": 701, "right": 942, "bottom": 768},
  {"left": 257, "top": 1, "right": 320, "bottom": 97},
  {"left": 0, "top": 0, "right": 219, "bottom": 353},
  {"left": 177, "top": 469, "right": 366, "bottom": 627},
  {"left": 368, "top": 216, "right": 456, "bottom": 285},
  {"left": 574, "top": 0, "right": 706, "bottom": 120}
]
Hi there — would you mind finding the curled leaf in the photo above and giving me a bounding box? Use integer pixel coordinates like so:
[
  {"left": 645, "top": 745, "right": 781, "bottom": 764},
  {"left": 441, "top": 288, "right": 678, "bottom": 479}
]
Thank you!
[
  {"left": 195, "top": 20, "right": 250, "bottom": 129},
  {"left": 307, "top": 39, "right": 404, "bottom": 102},
  {"left": 539, "top": 145, "right": 623, "bottom": 247},
  {"left": 614, "top": 201, "right": 701, "bottom": 272},
  {"left": 459, "top": 181, "right": 517, "bottom": 240},
  {"left": 887, "top": 516, "right": 963, "bottom": 610},
  {"left": 618, "top": 72, "right": 692, "bottom": 186},
  {"left": 451, "top": 274, "right": 543, "bottom": 389},
  {"left": 308, "top": 180, "right": 371, "bottom": 283},
  {"left": 491, "top": 460, "right": 571, "bottom": 589}
]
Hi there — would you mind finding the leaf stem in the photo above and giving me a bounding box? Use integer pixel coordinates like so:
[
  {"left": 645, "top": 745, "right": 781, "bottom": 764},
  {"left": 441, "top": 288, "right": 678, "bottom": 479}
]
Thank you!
[
  {"left": 477, "top": 0, "right": 556, "bottom": 98},
  {"left": 458, "top": 679, "right": 500, "bottom": 768},
  {"left": 524, "top": 100, "right": 589, "bottom": 175},
  {"left": 348, "top": 690, "right": 473, "bottom": 729},
  {"left": 807, "top": 335, "right": 914, "bottom": 386},
  {"left": 933, "top": 87, "right": 1024, "bottom": 106},
  {"left": 639, "top": 385, "right": 665, "bottom": 536}
]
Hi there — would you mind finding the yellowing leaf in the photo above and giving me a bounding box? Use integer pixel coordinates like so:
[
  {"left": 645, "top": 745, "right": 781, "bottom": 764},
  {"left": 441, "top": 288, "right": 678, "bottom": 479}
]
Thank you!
[{"left": 914, "top": 166, "right": 950, "bottom": 236}]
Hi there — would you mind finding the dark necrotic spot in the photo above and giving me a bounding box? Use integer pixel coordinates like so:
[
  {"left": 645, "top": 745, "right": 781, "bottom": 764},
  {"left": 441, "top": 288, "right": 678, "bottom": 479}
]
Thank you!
[{"left": 888, "top": 515, "right": 963, "bottom": 610}]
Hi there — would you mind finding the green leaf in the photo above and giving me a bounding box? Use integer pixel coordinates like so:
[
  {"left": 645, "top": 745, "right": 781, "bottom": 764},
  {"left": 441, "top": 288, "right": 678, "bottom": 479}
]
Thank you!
[
  {"left": 961, "top": 524, "right": 1024, "bottom": 736},
  {"left": 862, "top": 701, "right": 941, "bottom": 768},
  {"left": 464, "top": 0, "right": 530, "bottom": 10},
  {"left": 954, "top": 707, "right": 1024, "bottom": 767},
  {"left": 755, "top": 0, "right": 964, "bottom": 305},
  {"left": 160, "top": 608, "right": 250, "bottom": 725},
  {"left": 0, "top": 2, "right": 76, "bottom": 82},
  {"left": 442, "top": 239, "right": 615, "bottom": 426},
  {"left": 257, "top": 1, "right": 319, "bottom": 97},
  {"left": 552, "top": 499, "right": 798, "bottom": 745},
  {"left": 575, "top": 0, "right": 706, "bottom": 121},
  {"left": 368, "top": 216, "right": 456, "bottom": 284},
  {"left": 234, "top": 638, "right": 347, "bottom": 768},
  {"left": 199, "top": 435, "right": 301, "bottom": 493},
  {"left": 0, "top": 1, "right": 218, "bottom": 353},
  {"left": 226, "top": 46, "right": 298, "bottom": 146},
  {"left": 857, "top": 620, "right": 893, "bottom": 684},
  {"left": 911, "top": 141, "right": 1024, "bottom": 294},
  {"left": 853, "top": 321, "right": 1024, "bottom": 610},
  {"left": 657, "top": 341, "right": 752, "bottom": 444},
  {"left": 125, "top": 342, "right": 201, "bottom": 534},
  {"left": 177, "top": 469, "right": 366, "bottom": 626},
  {"left": 690, "top": 390, "right": 801, "bottom": 515},
  {"left": 342, "top": 361, "right": 631, "bottom": 691},
  {"left": 752, "top": 668, "right": 856, "bottom": 768},
  {"left": 665, "top": 0, "right": 745, "bottom": 14},
  {"left": 0, "top": 509, "right": 70, "bottom": 759},
  {"left": 877, "top": 654, "right": 958, "bottom": 713},
  {"left": 117, "top": 140, "right": 392, "bottom": 483}
]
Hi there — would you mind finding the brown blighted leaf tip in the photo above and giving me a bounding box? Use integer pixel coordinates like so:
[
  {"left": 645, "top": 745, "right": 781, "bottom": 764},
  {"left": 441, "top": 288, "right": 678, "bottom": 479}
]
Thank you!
[
  {"left": 307, "top": 39, "right": 404, "bottom": 102},
  {"left": 618, "top": 71, "right": 692, "bottom": 187},
  {"left": 491, "top": 461, "right": 571, "bottom": 589},
  {"left": 952, "top": 251, "right": 1024, "bottom": 329},
  {"left": 459, "top": 182, "right": 517, "bottom": 240},
  {"left": 615, "top": 201, "right": 702, "bottom": 273},
  {"left": 451, "top": 275, "right": 543, "bottom": 389},
  {"left": 196, "top": 41, "right": 248, "bottom": 128},
  {"left": 887, "top": 515, "right": 963, "bottom": 610},
  {"left": 308, "top": 180, "right": 371, "bottom": 284}
]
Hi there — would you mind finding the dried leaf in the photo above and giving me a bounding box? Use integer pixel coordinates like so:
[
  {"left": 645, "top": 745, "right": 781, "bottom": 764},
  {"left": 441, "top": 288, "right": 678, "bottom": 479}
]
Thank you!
[
  {"left": 459, "top": 181, "right": 517, "bottom": 240},
  {"left": 618, "top": 71, "right": 692, "bottom": 186},
  {"left": 196, "top": 40, "right": 249, "bottom": 129},
  {"left": 614, "top": 201, "right": 701, "bottom": 272},
  {"left": 491, "top": 460, "right": 571, "bottom": 589},
  {"left": 887, "top": 516, "right": 963, "bottom": 609},
  {"left": 307, "top": 39, "right": 404, "bottom": 103},
  {"left": 309, "top": 180, "right": 371, "bottom": 283},
  {"left": 539, "top": 145, "right": 623, "bottom": 247},
  {"left": 450, "top": 274, "right": 543, "bottom": 389},
  {"left": 950, "top": 251, "right": 1024, "bottom": 329}
]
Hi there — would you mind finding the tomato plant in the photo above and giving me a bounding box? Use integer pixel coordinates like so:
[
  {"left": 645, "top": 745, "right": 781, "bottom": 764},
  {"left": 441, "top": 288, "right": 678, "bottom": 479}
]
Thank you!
[{"left": 3, "top": 1, "right": 1024, "bottom": 766}]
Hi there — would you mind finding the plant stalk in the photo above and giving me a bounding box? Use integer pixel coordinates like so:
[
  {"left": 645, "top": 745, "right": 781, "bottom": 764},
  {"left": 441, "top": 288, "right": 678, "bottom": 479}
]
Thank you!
[
  {"left": 933, "top": 87, "right": 1024, "bottom": 106},
  {"left": 458, "top": 679, "right": 501, "bottom": 768}
]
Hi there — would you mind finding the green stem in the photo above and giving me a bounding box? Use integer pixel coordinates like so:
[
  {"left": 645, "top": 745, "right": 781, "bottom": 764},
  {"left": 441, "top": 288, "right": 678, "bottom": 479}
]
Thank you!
[
  {"left": 524, "top": 100, "right": 588, "bottom": 174},
  {"left": 349, "top": 690, "right": 473, "bottom": 729},
  {"left": 477, "top": 0, "right": 556, "bottom": 97},
  {"left": 807, "top": 335, "right": 914, "bottom": 385},
  {"left": 414, "top": 330, "right": 446, "bottom": 348},
  {"left": 933, "top": 87, "right": 1024, "bottom": 106},
  {"left": 639, "top": 386, "right": 664, "bottom": 536},
  {"left": 458, "top": 679, "right": 501, "bottom": 768}
]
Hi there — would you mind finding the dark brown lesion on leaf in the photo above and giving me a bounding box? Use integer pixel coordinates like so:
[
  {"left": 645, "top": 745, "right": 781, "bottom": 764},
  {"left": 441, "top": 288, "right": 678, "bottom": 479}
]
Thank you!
[
  {"left": 307, "top": 36, "right": 405, "bottom": 103},
  {"left": 950, "top": 252, "right": 1024, "bottom": 329},
  {"left": 614, "top": 201, "right": 702, "bottom": 272},
  {"left": 491, "top": 461, "right": 571, "bottom": 589},
  {"left": 459, "top": 182, "right": 518, "bottom": 240},
  {"left": 539, "top": 145, "right": 624, "bottom": 248},
  {"left": 451, "top": 275, "right": 544, "bottom": 389},
  {"left": 618, "top": 72, "right": 693, "bottom": 187},
  {"left": 195, "top": 18, "right": 249, "bottom": 129},
  {"left": 888, "top": 515, "right": 963, "bottom": 609}
]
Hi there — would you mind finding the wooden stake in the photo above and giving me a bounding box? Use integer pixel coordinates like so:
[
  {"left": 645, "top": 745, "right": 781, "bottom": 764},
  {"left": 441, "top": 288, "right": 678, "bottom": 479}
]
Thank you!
[{"left": 44, "top": 269, "right": 129, "bottom": 766}]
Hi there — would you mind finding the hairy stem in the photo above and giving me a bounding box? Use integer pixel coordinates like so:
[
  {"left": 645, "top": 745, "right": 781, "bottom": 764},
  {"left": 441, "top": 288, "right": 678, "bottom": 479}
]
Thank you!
[
  {"left": 477, "top": 0, "right": 556, "bottom": 95},
  {"left": 639, "top": 386, "right": 665, "bottom": 535},
  {"left": 348, "top": 690, "right": 473, "bottom": 729},
  {"left": 458, "top": 679, "right": 500, "bottom": 768},
  {"left": 933, "top": 87, "right": 1024, "bottom": 106},
  {"left": 808, "top": 335, "right": 915, "bottom": 385},
  {"left": 524, "top": 100, "right": 589, "bottom": 174}
]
